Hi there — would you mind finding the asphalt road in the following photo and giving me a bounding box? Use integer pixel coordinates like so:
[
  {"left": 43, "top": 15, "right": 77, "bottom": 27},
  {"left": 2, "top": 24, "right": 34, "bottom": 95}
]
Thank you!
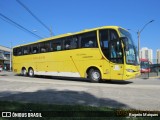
[{"left": 0, "top": 71, "right": 160, "bottom": 110}]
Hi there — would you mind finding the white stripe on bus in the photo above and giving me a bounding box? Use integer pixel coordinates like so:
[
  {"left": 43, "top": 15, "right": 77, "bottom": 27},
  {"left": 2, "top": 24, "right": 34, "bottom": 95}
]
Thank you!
[{"left": 34, "top": 71, "right": 81, "bottom": 77}]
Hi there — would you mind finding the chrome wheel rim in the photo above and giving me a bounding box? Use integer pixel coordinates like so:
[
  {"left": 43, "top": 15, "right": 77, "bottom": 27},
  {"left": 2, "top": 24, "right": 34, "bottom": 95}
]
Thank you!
[
  {"left": 92, "top": 71, "right": 100, "bottom": 80},
  {"left": 29, "top": 69, "right": 33, "bottom": 76}
]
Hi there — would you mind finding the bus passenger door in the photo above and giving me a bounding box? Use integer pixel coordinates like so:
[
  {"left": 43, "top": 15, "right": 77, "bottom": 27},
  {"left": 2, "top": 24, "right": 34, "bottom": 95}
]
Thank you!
[{"left": 109, "top": 40, "right": 124, "bottom": 80}]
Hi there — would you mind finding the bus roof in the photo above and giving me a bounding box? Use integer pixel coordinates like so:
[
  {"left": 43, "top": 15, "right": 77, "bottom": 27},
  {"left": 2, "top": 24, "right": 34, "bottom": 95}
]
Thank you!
[{"left": 13, "top": 26, "right": 124, "bottom": 48}]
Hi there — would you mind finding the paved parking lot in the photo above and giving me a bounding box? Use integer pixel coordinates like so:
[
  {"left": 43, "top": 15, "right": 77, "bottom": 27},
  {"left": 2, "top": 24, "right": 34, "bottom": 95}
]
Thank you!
[{"left": 0, "top": 71, "right": 160, "bottom": 110}]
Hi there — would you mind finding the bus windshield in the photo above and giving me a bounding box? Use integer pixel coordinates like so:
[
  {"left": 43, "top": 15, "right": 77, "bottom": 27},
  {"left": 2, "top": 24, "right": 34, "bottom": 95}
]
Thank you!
[
  {"left": 141, "top": 61, "right": 149, "bottom": 69},
  {"left": 119, "top": 28, "right": 139, "bottom": 65}
]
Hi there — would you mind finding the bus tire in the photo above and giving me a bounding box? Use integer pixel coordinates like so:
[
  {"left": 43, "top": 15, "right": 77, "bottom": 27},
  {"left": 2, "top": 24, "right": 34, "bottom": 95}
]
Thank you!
[
  {"left": 21, "top": 68, "right": 27, "bottom": 76},
  {"left": 88, "top": 68, "right": 101, "bottom": 83},
  {"left": 28, "top": 68, "right": 34, "bottom": 77}
]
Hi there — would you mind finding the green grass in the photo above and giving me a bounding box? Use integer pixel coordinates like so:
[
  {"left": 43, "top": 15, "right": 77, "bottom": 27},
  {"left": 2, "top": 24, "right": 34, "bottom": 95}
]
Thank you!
[
  {"left": 0, "top": 101, "right": 112, "bottom": 111},
  {"left": 0, "top": 101, "right": 158, "bottom": 120}
]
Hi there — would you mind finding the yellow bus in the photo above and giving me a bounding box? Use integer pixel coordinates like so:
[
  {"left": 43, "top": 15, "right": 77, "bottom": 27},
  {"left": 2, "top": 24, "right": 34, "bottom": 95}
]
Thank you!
[{"left": 13, "top": 26, "right": 140, "bottom": 82}]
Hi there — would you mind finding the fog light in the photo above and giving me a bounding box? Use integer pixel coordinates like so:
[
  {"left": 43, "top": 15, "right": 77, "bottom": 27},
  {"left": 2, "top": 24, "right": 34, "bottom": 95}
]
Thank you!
[{"left": 126, "top": 69, "right": 134, "bottom": 72}]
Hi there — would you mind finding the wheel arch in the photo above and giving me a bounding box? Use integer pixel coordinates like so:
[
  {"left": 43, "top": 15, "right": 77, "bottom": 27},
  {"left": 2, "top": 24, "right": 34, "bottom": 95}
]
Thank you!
[
  {"left": 85, "top": 66, "right": 103, "bottom": 79},
  {"left": 21, "top": 67, "right": 26, "bottom": 71},
  {"left": 28, "top": 67, "right": 34, "bottom": 71},
  {"left": 21, "top": 67, "right": 27, "bottom": 73}
]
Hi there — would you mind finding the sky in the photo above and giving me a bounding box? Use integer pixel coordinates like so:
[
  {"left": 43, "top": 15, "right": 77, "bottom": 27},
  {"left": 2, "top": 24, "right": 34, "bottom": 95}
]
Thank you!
[{"left": 0, "top": 0, "right": 160, "bottom": 58}]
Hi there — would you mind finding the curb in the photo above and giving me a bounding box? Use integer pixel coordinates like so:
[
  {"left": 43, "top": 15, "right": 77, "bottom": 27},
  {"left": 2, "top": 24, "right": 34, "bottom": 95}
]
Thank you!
[{"left": 149, "top": 76, "right": 160, "bottom": 79}]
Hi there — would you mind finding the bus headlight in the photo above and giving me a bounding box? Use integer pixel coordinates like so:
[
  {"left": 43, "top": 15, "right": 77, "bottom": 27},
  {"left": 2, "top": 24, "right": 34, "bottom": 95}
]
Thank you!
[{"left": 126, "top": 69, "right": 135, "bottom": 72}]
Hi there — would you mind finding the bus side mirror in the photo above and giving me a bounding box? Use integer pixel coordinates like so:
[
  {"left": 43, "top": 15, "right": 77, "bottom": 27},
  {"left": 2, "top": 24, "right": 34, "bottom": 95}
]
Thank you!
[{"left": 120, "top": 37, "right": 129, "bottom": 51}]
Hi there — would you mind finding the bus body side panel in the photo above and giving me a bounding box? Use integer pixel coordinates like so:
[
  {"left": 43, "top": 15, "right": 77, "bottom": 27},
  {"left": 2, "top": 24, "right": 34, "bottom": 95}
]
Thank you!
[
  {"left": 13, "top": 48, "right": 109, "bottom": 79},
  {"left": 72, "top": 48, "right": 109, "bottom": 79}
]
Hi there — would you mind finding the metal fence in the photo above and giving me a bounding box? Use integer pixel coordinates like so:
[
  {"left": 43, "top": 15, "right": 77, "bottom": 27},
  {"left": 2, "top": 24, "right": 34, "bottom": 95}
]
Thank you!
[{"left": 140, "top": 59, "right": 160, "bottom": 79}]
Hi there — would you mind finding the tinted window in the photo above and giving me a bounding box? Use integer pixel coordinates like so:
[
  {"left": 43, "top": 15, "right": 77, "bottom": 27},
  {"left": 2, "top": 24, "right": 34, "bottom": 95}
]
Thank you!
[
  {"left": 32, "top": 44, "right": 39, "bottom": 54},
  {"left": 13, "top": 48, "right": 17, "bottom": 56},
  {"left": 17, "top": 47, "right": 22, "bottom": 55},
  {"left": 99, "top": 29, "right": 123, "bottom": 63},
  {"left": 80, "top": 31, "right": 98, "bottom": 48},
  {"left": 71, "top": 37, "right": 78, "bottom": 49},
  {"left": 39, "top": 42, "right": 51, "bottom": 53},
  {"left": 28, "top": 46, "right": 32, "bottom": 54},
  {"left": 109, "top": 31, "right": 123, "bottom": 63},
  {"left": 64, "top": 37, "right": 72, "bottom": 50},
  {"left": 51, "top": 39, "right": 62, "bottom": 51},
  {"left": 13, "top": 31, "right": 98, "bottom": 56},
  {"left": 23, "top": 46, "right": 29, "bottom": 55},
  {"left": 64, "top": 36, "right": 78, "bottom": 50},
  {"left": 99, "top": 29, "right": 109, "bottom": 59},
  {"left": 40, "top": 42, "right": 46, "bottom": 53},
  {"left": 110, "top": 41, "right": 122, "bottom": 59},
  {"left": 110, "top": 30, "right": 119, "bottom": 41}
]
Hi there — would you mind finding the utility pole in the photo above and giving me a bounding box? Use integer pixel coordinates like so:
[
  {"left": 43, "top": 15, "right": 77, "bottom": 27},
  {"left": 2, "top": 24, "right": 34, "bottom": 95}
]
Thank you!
[
  {"left": 137, "top": 20, "right": 154, "bottom": 59},
  {"left": 10, "top": 41, "right": 12, "bottom": 71},
  {"left": 50, "top": 26, "right": 53, "bottom": 37},
  {"left": 137, "top": 30, "right": 140, "bottom": 59}
]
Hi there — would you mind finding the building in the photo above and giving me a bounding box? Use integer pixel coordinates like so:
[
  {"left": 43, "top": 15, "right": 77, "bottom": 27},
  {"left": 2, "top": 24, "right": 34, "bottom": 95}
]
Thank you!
[
  {"left": 140, "top": 47, "right": 153, "bottom": 63},
  {"left": 0, "top": 45, "right": 11, "bottom": 71},
  {"left": 157, "top": 49, "right": 160, "bottom": 64}
]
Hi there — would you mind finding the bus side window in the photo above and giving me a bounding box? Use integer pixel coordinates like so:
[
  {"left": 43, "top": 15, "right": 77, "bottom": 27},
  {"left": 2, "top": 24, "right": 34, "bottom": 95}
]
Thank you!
[
  {"left": 110, "top": 43, "right": 117, "bottom": 58},
  {"left": 80, "top": 31, "right": 97, "bottom": 48},
  {"left": 70, "top": 37, "right": 78, "bottom": 49},
  {"left": 13, "top": 48, "right": 17, "bottom": 56},
  {"left": 52, "top": 42, "right": 57, "bottom": 51},
  {"left": 40, "top": 42, "right": 46, "bottom": 53},
  {"left": 64, "top": 38, "right": 71, "bottom": 50},
  {"left": 32, "top": 44, "right": 39, "bottom": 54},
  {"left": 17, "top": 47, "right": 22, "bottom": 55},
  {"left": 109, "top": 36, "right": 123, "bottom": 63},
  {"left": 110, "top": 30, "right": 119, "bottom": 41},
  {"left": 41, "top": 42, "right": 51, "bottom": 52},
  {"left": 45, "top": 42, "right": 51, "bottom": 52},
  {"left": 64, "top": 36, "right": 78, "bottom": 50},
  {"left": 23, "top": 46, "right": 28, "bottom": 55},
  {"left": 28, "top": 46, "right": 32, "bottom": 54},
  {"left": 52, "top": 40, "right": 62, "bottom": 51},
  {"left": 99, "top": 29, "right": 109, "bottom": 59},
  {"left": 57, "top": 44, "right": 61, "bottom": 51}
]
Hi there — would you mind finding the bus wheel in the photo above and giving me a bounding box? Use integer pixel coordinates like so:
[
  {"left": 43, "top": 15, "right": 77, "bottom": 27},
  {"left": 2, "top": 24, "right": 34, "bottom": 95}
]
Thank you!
[
  {"left": 28, "top": 68, "right": 34, "bottom": 77},
  {"left": 88, "top": 68, "right": 101, "bottom": 83},
  {"left": 21, "top": 68, "right": 27, "bottom": 76}
]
